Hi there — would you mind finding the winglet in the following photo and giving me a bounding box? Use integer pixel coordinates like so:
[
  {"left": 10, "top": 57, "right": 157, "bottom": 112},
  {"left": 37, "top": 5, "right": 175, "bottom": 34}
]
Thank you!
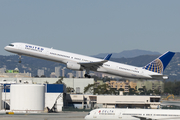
[{"left": 104, "top": 54, "right": 112, "bottom": 61}]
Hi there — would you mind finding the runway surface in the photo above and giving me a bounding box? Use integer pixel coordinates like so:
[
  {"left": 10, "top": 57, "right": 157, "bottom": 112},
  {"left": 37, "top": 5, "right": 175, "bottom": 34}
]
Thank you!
[
  {"left": 0, "top": 112, "right": 88, "bottom": 120},
  {"left": 161, "top": 100, "right": 180, "bottom": 107}
]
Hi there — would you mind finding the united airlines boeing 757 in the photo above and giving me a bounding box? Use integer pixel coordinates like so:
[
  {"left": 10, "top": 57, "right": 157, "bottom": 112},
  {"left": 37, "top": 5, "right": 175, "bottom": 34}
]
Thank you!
[
  {"left": 4, "top": 42, "right": 175, "bottom": 79},
  {"left": 85, "top": 108, "right": 180, "bottom": 120}
]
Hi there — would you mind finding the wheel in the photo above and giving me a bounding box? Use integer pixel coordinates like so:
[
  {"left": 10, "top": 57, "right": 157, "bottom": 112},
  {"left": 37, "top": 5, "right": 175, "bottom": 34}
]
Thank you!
[
  {"left": 84, "top": 74, "right": 91, "bottom": 78},
  {"left": 18, "top": 55, "right": 22, "bottom": 63},
  {"left": 84, "top": 74, "right": 88, "bottom": 78},
  {"left": 88, "top": 75, "right": 91, "bottom": 78}
]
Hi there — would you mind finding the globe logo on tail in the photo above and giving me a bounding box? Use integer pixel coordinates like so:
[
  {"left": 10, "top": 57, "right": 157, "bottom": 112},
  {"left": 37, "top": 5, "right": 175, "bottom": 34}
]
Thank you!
[{"left": 143, "top": 58, "right": 163, "bottom": 74}]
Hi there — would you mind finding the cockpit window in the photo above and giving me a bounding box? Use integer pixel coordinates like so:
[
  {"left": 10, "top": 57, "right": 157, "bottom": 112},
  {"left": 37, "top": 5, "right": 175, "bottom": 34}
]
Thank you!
[
  {"left": 88, "top": 112, "right": 90, "bottom": 115},
  {"left": 9, "top": 44, "right": 14, "bottom": 47}
]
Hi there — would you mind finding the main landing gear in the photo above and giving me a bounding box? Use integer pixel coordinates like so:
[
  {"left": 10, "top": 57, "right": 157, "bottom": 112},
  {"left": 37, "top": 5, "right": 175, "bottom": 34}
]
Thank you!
[
  {"left": 84, "top": 69, "right": 91, "bottom": 78},
  {"left": 18, "top": 55, "right": 22, "bottom": 63},
  {"left": 84, "top": 74, "right": 91, "bottom": 78}
]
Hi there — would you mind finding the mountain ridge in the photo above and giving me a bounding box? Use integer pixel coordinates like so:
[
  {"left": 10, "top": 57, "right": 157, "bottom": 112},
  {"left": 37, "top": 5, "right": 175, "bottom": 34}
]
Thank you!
[{"left": 93, "top": 49, "right": 161, "bottom": 58}]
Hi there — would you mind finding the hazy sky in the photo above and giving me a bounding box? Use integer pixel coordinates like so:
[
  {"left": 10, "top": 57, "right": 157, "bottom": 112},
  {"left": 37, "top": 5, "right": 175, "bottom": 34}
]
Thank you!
[{"left": 1, "top": 0, "right": 180, "bottom": 56}]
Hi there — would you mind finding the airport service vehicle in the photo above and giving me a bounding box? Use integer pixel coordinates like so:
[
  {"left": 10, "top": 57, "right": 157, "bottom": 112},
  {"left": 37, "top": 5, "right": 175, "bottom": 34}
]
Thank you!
[
  {"left": 4, "top": 42, "right": 175, "bottom": 79},
  {"left": 85, "top": 108, "right": 180, "bottom": 120}
]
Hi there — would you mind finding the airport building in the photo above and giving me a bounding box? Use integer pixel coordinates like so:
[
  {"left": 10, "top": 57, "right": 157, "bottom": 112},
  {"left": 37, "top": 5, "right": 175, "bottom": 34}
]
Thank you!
[
  {"left": 66, "top": 94, "right": 161, "bottom": 109},
  {"left": 97, "top": 95, "right": 161, "bottom": 109}
]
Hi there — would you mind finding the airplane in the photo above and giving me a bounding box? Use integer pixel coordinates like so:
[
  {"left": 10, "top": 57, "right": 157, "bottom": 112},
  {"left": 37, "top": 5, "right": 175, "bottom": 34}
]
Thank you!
[
  {"left": 4, "top": 42, "right": 175, "bottom": 79},
  {"left": 85, "top": 108, "right": 180, "bottom": 120}
]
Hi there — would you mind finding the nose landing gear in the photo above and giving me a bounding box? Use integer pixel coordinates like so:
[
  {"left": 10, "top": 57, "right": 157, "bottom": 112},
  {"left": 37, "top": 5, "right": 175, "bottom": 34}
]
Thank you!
[{"left": 18, "top": 55, "right": 22, "bottom": 63}]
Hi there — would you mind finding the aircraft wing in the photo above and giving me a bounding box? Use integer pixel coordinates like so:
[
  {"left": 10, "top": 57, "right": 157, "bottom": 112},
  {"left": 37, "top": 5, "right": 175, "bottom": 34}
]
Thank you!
[
  {"left": 79, "top": 54, "right": 112, "bottom": 70},
  {"left": 133, "top": 115, "right": 180, "bottom": 120},
  {"left": 133, "top": 116, "right": 152, "bottom": 120}
]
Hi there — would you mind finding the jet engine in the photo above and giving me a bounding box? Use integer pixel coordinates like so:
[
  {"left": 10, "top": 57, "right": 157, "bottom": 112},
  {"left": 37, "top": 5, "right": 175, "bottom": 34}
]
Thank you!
[{"left": 66, "top": 62, "right": 83, "bottom": 70}]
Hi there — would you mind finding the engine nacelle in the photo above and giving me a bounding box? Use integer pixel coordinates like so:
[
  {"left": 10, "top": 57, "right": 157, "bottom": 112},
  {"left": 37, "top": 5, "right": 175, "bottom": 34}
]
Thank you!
[{"left": 66, "top": 62, "right": 82, "bottom": 70}]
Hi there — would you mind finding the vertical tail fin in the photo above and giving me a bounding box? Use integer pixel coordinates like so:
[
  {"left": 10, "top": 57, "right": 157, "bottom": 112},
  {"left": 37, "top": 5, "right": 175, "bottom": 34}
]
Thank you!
[{"left": 143, "top": 51, "right": 175, "bottom": 74}]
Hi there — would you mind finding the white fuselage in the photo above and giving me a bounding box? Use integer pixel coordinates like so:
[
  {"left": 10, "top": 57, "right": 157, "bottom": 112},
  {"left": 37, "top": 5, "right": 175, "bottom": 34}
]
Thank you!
[
  {"left": 85, "top": 108, "right": 180, "bottom": 120},
  {"left": 4, "top": 42, "right": 161, "bottom": 79}
]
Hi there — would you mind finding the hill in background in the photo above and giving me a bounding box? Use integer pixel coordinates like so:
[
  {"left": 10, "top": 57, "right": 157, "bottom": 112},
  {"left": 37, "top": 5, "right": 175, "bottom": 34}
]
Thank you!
[{"left": 93, "top": 49, "right": 161, "bottom": 58}]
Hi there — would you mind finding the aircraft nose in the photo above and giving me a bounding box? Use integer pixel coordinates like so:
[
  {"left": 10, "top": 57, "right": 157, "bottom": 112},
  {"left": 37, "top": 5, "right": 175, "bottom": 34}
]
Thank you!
[
  {"left": 4, "top": 46, "right": 8, "bottom": 51},
  {"left": 84, "top": 115, "right": 90, "bottom": 120},
  {"left": 84, "top": 115, "right": 88, "bottom": 120},
  {"left": 4, "top": 46, "right": 11, "bottom": 52}
]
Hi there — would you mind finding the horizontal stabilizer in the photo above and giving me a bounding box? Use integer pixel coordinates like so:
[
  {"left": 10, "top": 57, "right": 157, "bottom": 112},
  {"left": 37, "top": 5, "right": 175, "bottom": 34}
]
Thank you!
[{"left": 150, "top": 75, "right": 169, "bottom": 80}]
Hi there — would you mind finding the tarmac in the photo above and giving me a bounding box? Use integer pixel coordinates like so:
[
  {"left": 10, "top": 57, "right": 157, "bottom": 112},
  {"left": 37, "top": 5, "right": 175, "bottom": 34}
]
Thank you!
[
  {"left": 161, "top": 100, "right": 180, "bottom": 107},
  {"left": 1, "top": 100, "right": 180, "bottom": 120},
  {"left": 0, "top": 112, "right": 88, "bottom": 120}
]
